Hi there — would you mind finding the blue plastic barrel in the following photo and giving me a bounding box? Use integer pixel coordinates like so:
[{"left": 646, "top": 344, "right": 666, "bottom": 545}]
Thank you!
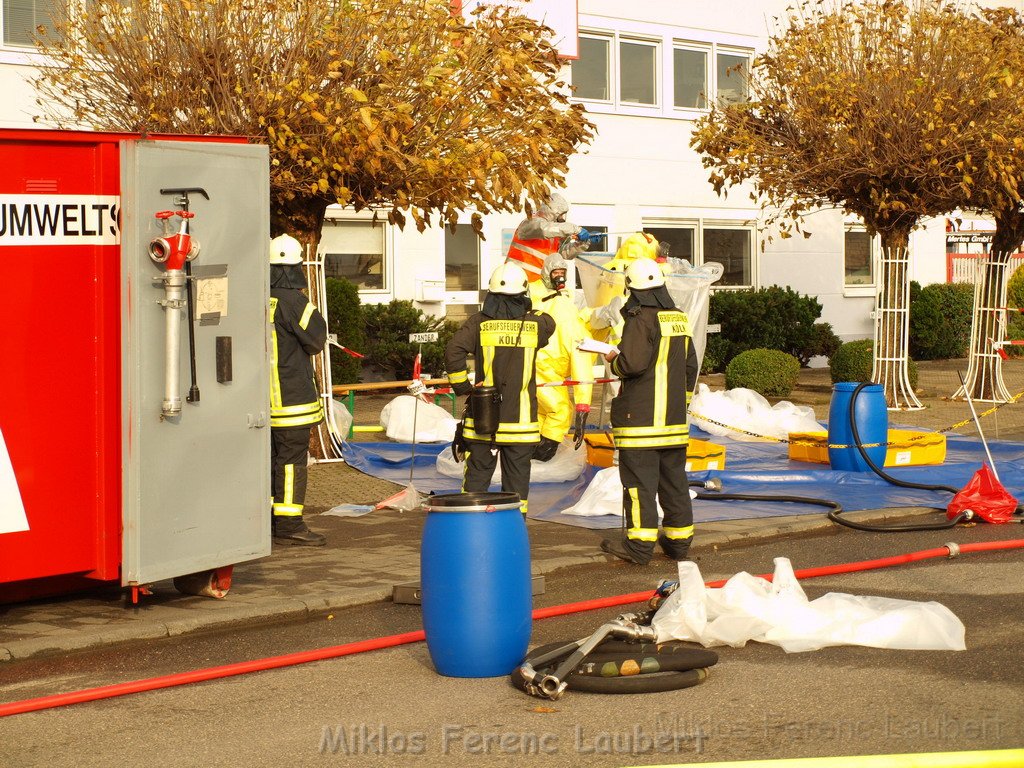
[
  {"left": 420, "top": 492, "right": 531, "bottom": 677},
  {"left": 828, "top": 382, "right": 888, "bottom": 472}
]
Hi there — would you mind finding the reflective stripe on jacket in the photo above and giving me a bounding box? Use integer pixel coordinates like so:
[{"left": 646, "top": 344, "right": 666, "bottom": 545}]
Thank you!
[
  {"left": 609, "top": 307, "right": 698, "bottom": 449},
  {"left": 270, "top": 288, "right": 328, "bottom": 428},
  {"left": 445, "top": 311, "right": 556, "bottom": 444}
]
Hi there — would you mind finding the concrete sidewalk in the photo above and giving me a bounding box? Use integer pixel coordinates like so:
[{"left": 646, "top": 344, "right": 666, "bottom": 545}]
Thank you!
[{"left": 1, "top": 359, "right": 1022, "bottom": 663}]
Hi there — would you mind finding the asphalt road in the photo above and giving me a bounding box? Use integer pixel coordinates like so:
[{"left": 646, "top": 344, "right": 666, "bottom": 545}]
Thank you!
[{"left": 1, "top": 523, "right": 1022, "bottom": 768}]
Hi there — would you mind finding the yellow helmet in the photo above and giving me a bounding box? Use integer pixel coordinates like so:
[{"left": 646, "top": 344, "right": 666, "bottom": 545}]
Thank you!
[
  {"left": 615, "top": 232, "right": 659, "bottom": 264},
  {"left": 269, "top": 234, "right": 304, "bottom": 265}
]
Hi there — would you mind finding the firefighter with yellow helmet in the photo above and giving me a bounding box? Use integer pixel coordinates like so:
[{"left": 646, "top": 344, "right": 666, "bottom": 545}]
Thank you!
[
  {"left": 444, "top": 262, "right": 555, "bottom": 513},
  {"left": 269, "top": 234, "right": 328, "bottom": 546},
  {"left": 529, "top": 253, "right": 595, "bottom": 461},
  {"left": 600, "top": 258, "right": 698, "bottom": 565}
]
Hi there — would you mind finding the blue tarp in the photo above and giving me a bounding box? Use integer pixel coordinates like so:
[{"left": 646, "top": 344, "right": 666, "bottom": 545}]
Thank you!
[{"left": 341, "top": 428, "right": 1024, "bottom": 530}]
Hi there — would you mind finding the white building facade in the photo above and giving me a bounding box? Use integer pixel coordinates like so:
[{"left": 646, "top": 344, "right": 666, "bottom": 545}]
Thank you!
[{"left": 2, "top": 0, "right": 1020, "bottom": 337}]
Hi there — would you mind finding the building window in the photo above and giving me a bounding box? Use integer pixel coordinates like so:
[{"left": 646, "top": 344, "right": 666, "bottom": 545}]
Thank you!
[
  {"left": 643, "top": 226, "right": 695, "bottom": 263},
  {"left": 444, "top": 226, "right": 479, "bottom": 292},
  {"left": 704, "top": 227, "right": 752, "bottom": 287},
  {"left": 844, "top": 228, "right": 874, "bottom": 286},
  {"left": 716, "top": 50, "right": 750, "bottom": 106},
  {"left": 619, "top": 39, "right": 658, "bottom": 105},
  {"left": 571, "top": 35, "right": 610, "bottom": 101},
  {"left": 319, "top": 219, "right": 386, "bottom": 291},
  {"left": 673, "top": 47, "right": 707, "bottom": 109},
  {"left": 4, "top": 0, "right": 60, "bottom": 46}
]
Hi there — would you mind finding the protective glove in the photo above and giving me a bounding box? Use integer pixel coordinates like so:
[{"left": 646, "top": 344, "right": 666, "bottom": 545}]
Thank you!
[
  {"left": 577, "top": 228, "right": 604, "bottom": 248},
  {"left": 572, "top": 404, "right": 590, "bottom": 450},
  {"left": 533, "top": 436, "right": 560, "bottom": 462}
]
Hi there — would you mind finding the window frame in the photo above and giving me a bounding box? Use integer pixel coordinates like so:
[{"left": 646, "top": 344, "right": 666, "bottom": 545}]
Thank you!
[
  {"left": 317, "top": 214, "right": 391, "bottom": 295},
  {"left": 843, "top": 223, "right": 877, "bottom": 297},
  {"left": 444, "top": 223, "right": 482, "bottom": 307},
  {"left": 714, "top": 46, "right": 751, "bottom": 107},
  {"left": 571, "top": 23, "right": 753, "bottom": 120},
  {"left": 702, "top": 222, "right": 755, "bottom": 289}
]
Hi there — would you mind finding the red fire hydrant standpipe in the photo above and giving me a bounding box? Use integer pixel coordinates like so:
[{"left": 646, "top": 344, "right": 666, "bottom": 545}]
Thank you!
[
  {"left": 149, "top": 210, "right": 200, "bottom": 418},
  {"left": 1, "top": 538, "right": 1021, "bottom": 719}
]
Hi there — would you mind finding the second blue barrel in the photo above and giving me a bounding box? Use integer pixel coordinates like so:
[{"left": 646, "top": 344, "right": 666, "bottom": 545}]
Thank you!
[
  {"left": 421, "top": 491, "right": 531, "bottom": 677},
  {"left": 827, "top": 382, "right": 888, "bottom": 472}
]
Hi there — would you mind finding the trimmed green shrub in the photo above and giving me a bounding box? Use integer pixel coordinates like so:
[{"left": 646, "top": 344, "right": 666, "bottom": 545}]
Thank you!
[
  {"left": 701, "top": 334, "right": 730, "bottom": 374},
  {"left": 363, "top": 300, "right": 458, "bottom": 379},
  {"left": 707, "top": 286, "right": 826, "bottom": 369},
  {"left": 803, "top": 322, "right": 843, "bottom": 365},
  {"left": 1005, "top": 268, "right": 1024, "bottom": 358},
  {"left": 725, "top": 348, "right": 800, "bottom": 397},
  {"left": 829, "top": 339, "right": 918, "bottom": 389},
  {"left": 324, "top": 277, "right": 365, "bottom": 385},
  {"left": 909, "top": 282, "right": 973, "bottom": 360}
]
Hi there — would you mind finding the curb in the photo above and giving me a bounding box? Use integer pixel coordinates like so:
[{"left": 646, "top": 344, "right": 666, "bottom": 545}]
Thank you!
[{"left": 0, "top": 507, "right": 936, "bottom": 662}]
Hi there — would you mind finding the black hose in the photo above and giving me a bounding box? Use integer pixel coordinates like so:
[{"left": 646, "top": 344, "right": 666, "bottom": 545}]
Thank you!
[
  {"left": 511, "top": 639, "right": 713, "bottom": 695},
  {"left": 826, "top": 382, "right": 969, "bottom": 532}
]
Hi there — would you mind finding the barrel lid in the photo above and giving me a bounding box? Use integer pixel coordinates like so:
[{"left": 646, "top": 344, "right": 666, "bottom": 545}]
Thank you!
[{"left": 426, "top": 492, "right": 522, "bottom": 512}]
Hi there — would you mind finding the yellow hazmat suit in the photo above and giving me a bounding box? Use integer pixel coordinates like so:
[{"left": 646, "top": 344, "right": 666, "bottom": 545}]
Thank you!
[{"left": 530, "top": 255, "right": 595, "bottom": 459}]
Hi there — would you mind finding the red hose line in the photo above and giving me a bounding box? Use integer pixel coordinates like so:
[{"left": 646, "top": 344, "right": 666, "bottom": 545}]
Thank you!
[{"left": 2, "top": 538, "right": 1022, "bottom": 719}]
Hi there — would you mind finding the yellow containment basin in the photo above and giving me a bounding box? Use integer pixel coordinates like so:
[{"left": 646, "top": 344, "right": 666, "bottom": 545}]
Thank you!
[
  {"left": 788, "top": 429, "right": 946, "bottom": 467},
  {"left": 585, "top": 434, "right": 727, "bottom": 471}
]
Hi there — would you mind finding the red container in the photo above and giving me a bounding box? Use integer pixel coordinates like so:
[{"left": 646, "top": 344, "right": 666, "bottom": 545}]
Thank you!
[{"left": 0, "top": 129, "right": 246, "bottom": 602}]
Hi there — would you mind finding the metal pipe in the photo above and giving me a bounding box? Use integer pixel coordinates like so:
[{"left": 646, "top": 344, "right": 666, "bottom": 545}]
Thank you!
[{"left": 161, "top": 269, "right": 186, "bottom": 417}]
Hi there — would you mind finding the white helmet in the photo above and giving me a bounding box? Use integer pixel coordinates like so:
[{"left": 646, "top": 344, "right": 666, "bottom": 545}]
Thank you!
[
  {"left": 489, "top": 262, "right": 529, "bottom": 295},
  {"left": 624, "top": 258, "right": 665, "bottom": 290},
  {"left": 269, "top": 234, "right": 304, "bottom": 265}
]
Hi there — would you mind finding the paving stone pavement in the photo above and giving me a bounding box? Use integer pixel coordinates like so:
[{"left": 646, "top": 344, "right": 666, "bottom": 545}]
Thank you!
[{"left": 1, "top": 359, "right": 1022, "bottom": 663}]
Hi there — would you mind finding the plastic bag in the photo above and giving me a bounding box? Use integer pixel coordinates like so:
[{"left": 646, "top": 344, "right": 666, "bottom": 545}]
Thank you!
[
  {"left": 652, "top": 557, "right": 966, "bottom": 653},
  {"left": 436, "top": 439, "right": 586, "bottom": 483},
  {"left": 380, "top": 395, "right": 458, "bottom": 443},
  {"left": 559, "top": 465, "right": 686, "bottom": 518},
  {"left": 689, "top": 383, "right": 822, "bottom": 442},
  {"left": 330, "top": 398, "right": 353, "bottom": 442},
  {"left": 947, "top": 462, "right": 1020, "bottom": 523}
]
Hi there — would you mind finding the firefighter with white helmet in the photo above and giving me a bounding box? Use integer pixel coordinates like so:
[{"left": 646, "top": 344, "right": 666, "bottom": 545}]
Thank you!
[
  {"left": 445, "top": 262, "right": 556, "bottom": 513},
  {"left": 269, "top": 233, "right": 328, "bottom": 546},
  {"left": 599, "top": 257, "right": 699, "bottom": 565},
  {"left": 506, "top": 193, "right": 593, "bottom": 283},
  {"left": 529, "top": 254, "right": 595, "bottom": 461}
]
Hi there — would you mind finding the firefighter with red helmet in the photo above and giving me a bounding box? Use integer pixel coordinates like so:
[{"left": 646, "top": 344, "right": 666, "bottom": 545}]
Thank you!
[
  {"left": 269, "top": 234, "right": 328, "bottom": 547},
  {"left": 600, "top": 259, "right": 699, "bottom": 565}
]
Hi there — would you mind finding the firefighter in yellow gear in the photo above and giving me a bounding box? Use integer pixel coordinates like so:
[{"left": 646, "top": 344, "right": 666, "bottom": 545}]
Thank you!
[
  {"left": 599, "top": 259, "right": 699, "bottom": 565},
  {"left": 445, "top": 262, "right": 555, "bottom": 514},
  {"left": 269, "top": 234, "right": 328, "bottom": 547},
  {"left": 529, "top": 254, "right": 595, "bottom": 461}
]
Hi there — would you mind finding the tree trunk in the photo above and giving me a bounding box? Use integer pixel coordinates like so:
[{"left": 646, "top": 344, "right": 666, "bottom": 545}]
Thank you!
[
  {"left": 954, "top": 250, "right": 1013, "bottom": 403},
  {"left": 955, "top": 210, "right": 1024, "bottom": 404},
  {"left": 871, "top": 232, "right": 922, "bottom": 410}
]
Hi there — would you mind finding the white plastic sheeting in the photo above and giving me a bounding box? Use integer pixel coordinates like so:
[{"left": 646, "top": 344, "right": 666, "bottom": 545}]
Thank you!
[
  {"left": 689, "top": 383, "right": 823, "bottom": 442},
  {"left": 651, "top": 558, "right": 966, "bottom": 653},
  {"left": 435, "top": 439, "right": 586, "bottom": 483},
  {"left": 379, "top": 395, "right": 459, "bottom": 443},
  {"left": 559, "top": 465, "right": 700, "bottom": 518}
]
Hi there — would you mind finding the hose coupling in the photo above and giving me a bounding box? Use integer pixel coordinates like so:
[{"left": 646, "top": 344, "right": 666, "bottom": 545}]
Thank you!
[{"left": 944, "top": 542, "right": 961, "bottom": 558}]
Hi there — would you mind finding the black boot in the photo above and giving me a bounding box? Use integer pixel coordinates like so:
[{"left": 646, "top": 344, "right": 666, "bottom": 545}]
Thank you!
[
  {"left": 600, "top": 536, "right": 652, "bottom": 565},
  {"left": 658, "top": 533, "right": 691, "bottom": 561},
  {"left": 273, "top": 517, "right": 326, "bottom": 547}
]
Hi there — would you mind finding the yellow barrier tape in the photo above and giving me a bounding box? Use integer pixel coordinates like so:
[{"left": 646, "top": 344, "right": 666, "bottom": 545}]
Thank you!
[{"left": 627, "top": 747, "right": 1024, "bottom": 768}]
